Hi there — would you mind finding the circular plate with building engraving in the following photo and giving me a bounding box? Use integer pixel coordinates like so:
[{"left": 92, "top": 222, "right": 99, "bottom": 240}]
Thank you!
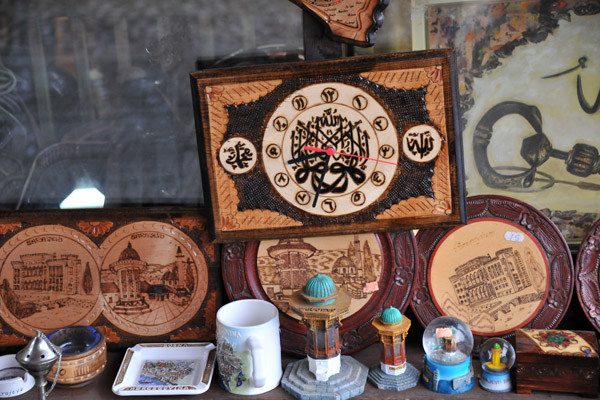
[
  {"left": 412, "top": 195, "right": 573, "bottom": 351},
  {"left": 221, "top": 231, "right": 417, "bottom": 355},
  {"left": 0, "top": 225, "right": 103, "bottom": 337},
  {"left": 576, "top": 218, "right": 600, "bottom": 333}
]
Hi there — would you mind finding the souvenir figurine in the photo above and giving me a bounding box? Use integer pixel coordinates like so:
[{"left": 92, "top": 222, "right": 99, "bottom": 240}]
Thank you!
[
  {"left": 479, "top": 338, "right": 515, "bottom": 392},
  {"left": 421, "top": 316, "right": 474, "bottom": 394},
  {"left": 368, "top": 306, "right": 419, "bottom": 391},
  {"left": 281, "top": 274, "right": 368, "bottom": 400}
]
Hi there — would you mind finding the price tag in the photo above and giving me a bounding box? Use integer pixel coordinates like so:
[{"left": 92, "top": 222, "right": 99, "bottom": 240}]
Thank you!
[
  {"left": 504, "top": 231, "right": 524, "bottom": 242},
  {"left": 363, "top": 281, "right": 379, "bottom": 293}
]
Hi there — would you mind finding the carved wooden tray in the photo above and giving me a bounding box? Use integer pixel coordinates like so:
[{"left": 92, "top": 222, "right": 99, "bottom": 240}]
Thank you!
[
  {"left": 412, "top": 195, "right": 573, "bottom": 351},
  {"left": 576, "top": 218, "right": 600, "bottom": 333},
  {"left": 222, "top": 231, "right": 416, "bottom": 355},
  {"left": 0, "top": 209, "right": 220, "bottom": 349},
  {"left": 192, "top": 50, "right": 465, "bottom": 242}
]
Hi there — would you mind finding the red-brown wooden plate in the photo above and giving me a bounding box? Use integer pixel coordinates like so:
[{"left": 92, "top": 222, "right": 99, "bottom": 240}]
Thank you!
[
  {"left": 412, "top": 195, "right": 573, "bottom": 351},
  {"left": 576, "top": 218, "right": 600, "bottom": 333},
  {"left": 222, "top": 231, "right": 416, "bottom": 355}
]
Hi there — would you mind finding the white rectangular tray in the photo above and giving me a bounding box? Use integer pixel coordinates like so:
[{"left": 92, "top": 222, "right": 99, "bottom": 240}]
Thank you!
[{"left": 112, "top": 343, "right": 216, "bottom": 396}]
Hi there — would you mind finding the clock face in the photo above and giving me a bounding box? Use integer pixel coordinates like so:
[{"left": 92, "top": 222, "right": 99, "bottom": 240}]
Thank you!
[
  {"left": 263, "top": 83, "right": 399, "bottom": 216},
  {"left": 192, "top": 51, "right": 464, "bottom": 242}
]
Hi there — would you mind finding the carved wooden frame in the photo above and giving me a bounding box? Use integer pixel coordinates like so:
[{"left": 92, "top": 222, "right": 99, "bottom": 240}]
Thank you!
[
  {"left": 576, "top": 218, "right": 600, "bottom": 333},
  {"left": 221, "top": 231, "right": 417, "bottom": 355},
  {"left": 0, "top": 208, "right": 220, "bottom": 349},
  {"left": 192, "top": 50, "right": 466, "bottom": 242},
  {"left": 412, "top": 195, "right": 573, "bottom": 351}
]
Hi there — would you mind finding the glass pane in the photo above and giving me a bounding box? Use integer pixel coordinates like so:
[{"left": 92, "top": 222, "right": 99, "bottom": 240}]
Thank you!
[{"left": 0, "top": 0, "right": 302, "bottom": 209}]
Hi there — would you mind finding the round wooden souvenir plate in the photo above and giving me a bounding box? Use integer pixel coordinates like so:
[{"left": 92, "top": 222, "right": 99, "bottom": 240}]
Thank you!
[
  {"left": 222, "top": 231, "right": 417, "bottom": 355},
  {"left": 576, "top": 218, "right": 600, "bottom": 333},
  {"left": 412, "top": 195, "right": 573, "bottom": 351}
]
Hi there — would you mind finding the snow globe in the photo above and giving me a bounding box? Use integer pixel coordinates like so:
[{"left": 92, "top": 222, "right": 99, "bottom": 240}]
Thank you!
[
  {"left": 421, "top": 316, "right": 474, "bottom": 393},
  {"left": 479, "top": 337, "right": 515, "bottom": 392}
]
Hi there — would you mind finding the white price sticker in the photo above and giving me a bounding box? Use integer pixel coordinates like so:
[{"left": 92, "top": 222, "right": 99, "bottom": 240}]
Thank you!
[{"left": 504, "top": 231, "right": 524, "bottom": 242}]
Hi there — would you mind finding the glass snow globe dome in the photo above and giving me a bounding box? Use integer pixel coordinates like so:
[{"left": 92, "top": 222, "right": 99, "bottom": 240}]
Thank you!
[
  {"left": 423, "top": 316, "right": 473, "bottom": 365},
  {"left": 480, "top": 337, "right": 515, "bottom": 372}
]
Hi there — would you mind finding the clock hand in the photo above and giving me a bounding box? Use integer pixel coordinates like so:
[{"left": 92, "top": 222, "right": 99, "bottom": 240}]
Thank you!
[
  {"left": 304, "top": 145, "right": 398, "bottom": 165},
  {"left": 312, "top": 154, "right": 331, "bottom": 208},
  {"left": 287, "top": 151, "right": 324, "bottom": 165}
]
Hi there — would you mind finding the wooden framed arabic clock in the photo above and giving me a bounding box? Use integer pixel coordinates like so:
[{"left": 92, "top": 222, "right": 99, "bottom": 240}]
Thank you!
[
  {"left": 286, "top": 0, "right": 390, "bottom": 46},
  {"left": 191, "top": 50, "right": 466, "bottom": 242}
]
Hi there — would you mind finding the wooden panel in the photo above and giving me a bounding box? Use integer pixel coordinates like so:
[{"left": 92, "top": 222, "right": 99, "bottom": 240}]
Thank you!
[
  {"left": 191, "top": 50, "right": 466, "bottom": 242},
  {"left": 0, "top": 208, "right": 220, "bottom": 350}
]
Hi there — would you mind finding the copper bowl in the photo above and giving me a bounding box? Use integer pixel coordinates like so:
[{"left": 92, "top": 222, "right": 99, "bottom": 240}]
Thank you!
[{"left": 47, "top": 326, "right": 106, "bottom": 387}]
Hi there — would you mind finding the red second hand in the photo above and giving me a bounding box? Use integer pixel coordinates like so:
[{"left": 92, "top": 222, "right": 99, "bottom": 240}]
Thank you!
[{"left": 304, "top": 145, "right": 397, "bottom": 165}]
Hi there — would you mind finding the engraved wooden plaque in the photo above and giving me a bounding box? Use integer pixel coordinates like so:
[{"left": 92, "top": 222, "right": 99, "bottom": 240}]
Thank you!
[
  {"left": 576, "top": 218, "right": 600, "bottom": 333},
  {"left": 191, "top": 50, "right": 466, "bottom": 242},
  {"left": 287, "top": 0, "right": 390, "bottom": 47},
  {"left": 0, "top": 209, "right": 220, "bottom": 349},
  {"left": 412, "top": 195, "right": 573, "bottom": 351},
  {"left": 222, "top": 230, "right": 417, "bottom": 355}
]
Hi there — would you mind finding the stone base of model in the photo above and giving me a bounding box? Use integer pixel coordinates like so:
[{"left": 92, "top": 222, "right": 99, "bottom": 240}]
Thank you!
[
  {"left": 281, "top": 356, "right": 368, "bottom": 400},
  {"left": 367, "top": 362, "right": 420, "bottom": 391}
]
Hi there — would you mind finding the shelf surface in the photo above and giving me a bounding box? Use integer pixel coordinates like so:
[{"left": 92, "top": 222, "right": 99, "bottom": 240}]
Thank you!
[{"left": 13, "top": 340, "right": 595, "bottom": 400}]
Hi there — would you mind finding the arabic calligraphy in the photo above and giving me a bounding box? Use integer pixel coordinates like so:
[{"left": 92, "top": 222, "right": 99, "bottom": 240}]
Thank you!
[
  {"left": 402, "top": 124, "right": 442, "bottom": 163},
  {"left": 219, "top": 137, "right": 257, "bottom": 174},
  {"left": 290, "top": 108, "right": 370, "bottom": 194}
]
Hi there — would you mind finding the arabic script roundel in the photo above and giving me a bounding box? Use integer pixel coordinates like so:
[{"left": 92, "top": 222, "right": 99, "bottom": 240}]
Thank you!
[
  {"left": 99, "top": 222, "right": 208, "bottom": 336},
  {"left": 262, "top": 82, "right": 399, "bottom": 216}
]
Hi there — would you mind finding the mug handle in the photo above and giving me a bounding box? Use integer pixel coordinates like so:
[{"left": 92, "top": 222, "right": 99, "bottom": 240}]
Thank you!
[{"left": 247, "top": 335, "right": 266, "bottom": 388}]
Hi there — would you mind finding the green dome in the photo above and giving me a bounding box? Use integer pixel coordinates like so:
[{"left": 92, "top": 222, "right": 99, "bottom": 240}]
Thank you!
[
  {"left": 303, "top": 274, "right": 336, "bottom": 305},
  {"left": 381, "top": 306, "right": 403, "bottom": 324}
]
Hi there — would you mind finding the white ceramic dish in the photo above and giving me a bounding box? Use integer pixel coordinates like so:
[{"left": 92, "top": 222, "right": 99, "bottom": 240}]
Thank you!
[
  {"left": 112, "top": 343, "right": 216, "bottom": 396},
  {"left": 0, "top": 354, "right": 34, "bottom": 398}
]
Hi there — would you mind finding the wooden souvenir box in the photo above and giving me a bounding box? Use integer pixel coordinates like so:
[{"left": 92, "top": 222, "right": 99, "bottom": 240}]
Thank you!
[
  {"left": 0, "top": 208, "right": 221, "bottom": 350},
  {"left": 515, "top": 328, "right": 599, "bottom": 396}
]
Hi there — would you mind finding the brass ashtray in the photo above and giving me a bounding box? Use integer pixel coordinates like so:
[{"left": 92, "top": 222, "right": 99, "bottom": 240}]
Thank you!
[{"left": 47, "top": 326, "right": 106, "bottom": 387}]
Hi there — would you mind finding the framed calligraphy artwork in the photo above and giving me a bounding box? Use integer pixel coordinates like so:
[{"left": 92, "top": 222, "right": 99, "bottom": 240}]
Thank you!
[
  {"left": 0, "top": 208, "right": 220, "bottom": 350},
  {"left": 191, "top": 50, "right": 466, "bottom": 242},
  {"left": 413, "top": 0, "right": 600, "bottom": 244}
]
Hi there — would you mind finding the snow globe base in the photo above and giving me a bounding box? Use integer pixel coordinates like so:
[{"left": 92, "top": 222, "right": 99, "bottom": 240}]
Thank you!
[
  {"left": 480, "top": 369, "right": 512, "bottom": 393},
  {"left": 421, "top": 355, "right": 474, "bottom": 394}
]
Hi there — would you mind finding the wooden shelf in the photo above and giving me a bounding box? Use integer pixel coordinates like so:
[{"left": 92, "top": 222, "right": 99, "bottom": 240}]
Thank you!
[{"left": 16, "top": 339, "right": 592, "bottom": 400}]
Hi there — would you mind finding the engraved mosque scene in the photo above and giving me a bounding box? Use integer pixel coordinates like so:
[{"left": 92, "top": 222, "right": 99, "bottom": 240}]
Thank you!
[
  {"left": 100, "top": 241, "right": 197, "bottom": 325},
  {"left": 257, "top": 234, "right": 382, "bottom": 319}
]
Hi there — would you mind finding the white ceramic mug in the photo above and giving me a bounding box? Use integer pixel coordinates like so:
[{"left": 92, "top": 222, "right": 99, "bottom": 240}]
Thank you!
[{"left": 216, "top": 299, "right": 282, "bottom": 395}]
